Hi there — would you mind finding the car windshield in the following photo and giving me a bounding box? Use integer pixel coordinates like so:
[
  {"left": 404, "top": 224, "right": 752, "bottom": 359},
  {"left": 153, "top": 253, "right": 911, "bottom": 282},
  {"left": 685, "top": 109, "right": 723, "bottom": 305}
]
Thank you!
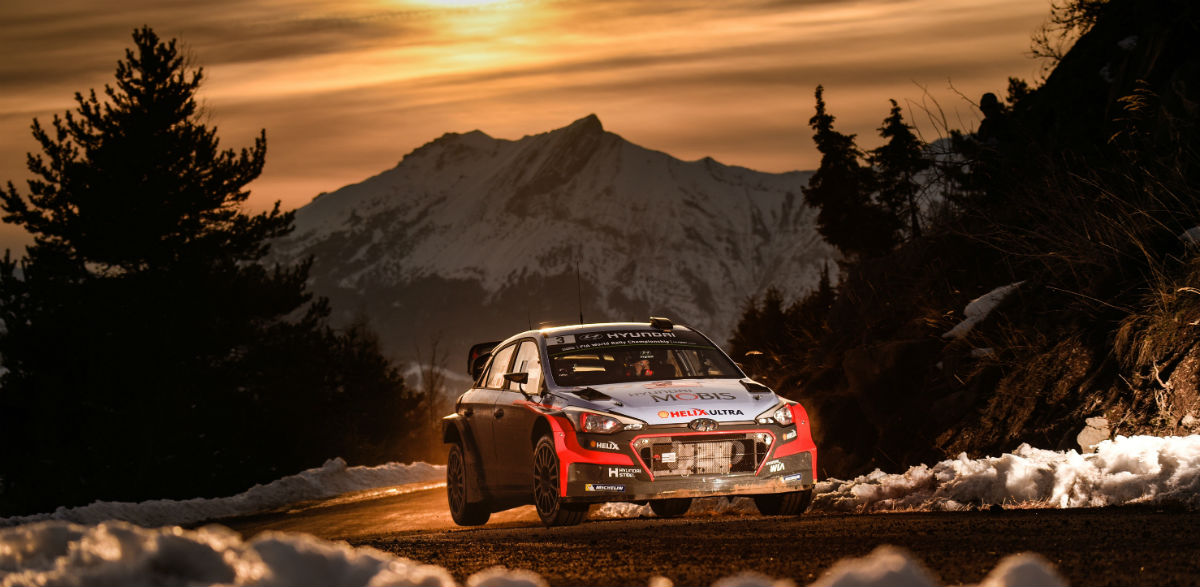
[{"left": 545, "top": 329, "right": 741, "bottom": 387}]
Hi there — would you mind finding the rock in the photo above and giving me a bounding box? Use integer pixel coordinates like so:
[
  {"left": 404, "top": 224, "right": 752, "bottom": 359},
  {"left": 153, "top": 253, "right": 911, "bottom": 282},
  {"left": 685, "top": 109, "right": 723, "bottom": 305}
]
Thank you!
[{"left": 1076, "top": 416, "right": 1110, "bottom": 453}]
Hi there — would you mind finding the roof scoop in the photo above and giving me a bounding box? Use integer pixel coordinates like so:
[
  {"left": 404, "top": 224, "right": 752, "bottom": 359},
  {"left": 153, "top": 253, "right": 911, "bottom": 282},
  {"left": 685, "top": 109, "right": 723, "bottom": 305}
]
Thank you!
[
  {"left": 571, "top": 387, "right": 623, "bottom": 406},
  {"left": 740, "top": 380, "right": 773, "bottom": 395}
]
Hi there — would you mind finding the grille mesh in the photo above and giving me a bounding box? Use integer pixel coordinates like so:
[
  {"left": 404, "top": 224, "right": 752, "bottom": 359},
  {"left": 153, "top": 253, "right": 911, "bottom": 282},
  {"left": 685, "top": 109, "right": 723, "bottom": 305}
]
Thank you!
[{"left": 640, "top": 436, "right": 767, "bottom": 476}]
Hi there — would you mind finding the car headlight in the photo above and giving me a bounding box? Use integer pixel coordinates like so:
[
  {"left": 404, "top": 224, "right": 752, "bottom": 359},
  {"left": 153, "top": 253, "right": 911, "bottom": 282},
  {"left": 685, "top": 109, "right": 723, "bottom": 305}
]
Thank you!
[
  {"left": 580, "top": 412, "right": 624, "bottom": 434},
  {"left": 756, "top": 403, "right": 794, "bottom": 426}
]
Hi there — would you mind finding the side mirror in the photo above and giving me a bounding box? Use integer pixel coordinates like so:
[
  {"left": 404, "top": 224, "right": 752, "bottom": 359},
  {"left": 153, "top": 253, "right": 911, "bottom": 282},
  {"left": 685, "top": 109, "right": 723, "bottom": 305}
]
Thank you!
[{"left": 503, "top": 372, "right": 532, "bottom": 397}]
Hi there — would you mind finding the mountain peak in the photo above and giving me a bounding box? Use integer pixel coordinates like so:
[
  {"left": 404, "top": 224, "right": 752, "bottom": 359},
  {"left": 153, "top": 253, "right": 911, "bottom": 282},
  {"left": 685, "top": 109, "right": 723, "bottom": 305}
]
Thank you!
[{"left": 566, "top": 113, "right": 603, "bottom": 134}]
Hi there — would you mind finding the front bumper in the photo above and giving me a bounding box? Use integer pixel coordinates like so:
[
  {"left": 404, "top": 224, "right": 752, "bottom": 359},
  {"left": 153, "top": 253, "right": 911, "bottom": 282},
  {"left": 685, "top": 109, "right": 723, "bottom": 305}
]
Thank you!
[
  {"left": 566, "top": 451, "right": 813, "bottom": 502},
  {"left": 555, "top": 422, "right": 817, "bottom": 503}
]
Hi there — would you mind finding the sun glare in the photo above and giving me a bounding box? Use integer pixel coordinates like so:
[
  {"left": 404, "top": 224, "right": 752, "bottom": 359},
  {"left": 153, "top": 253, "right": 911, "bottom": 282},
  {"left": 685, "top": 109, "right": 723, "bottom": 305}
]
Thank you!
[{"left": 409, "top": 0, "right": 514, "bottom": 7}]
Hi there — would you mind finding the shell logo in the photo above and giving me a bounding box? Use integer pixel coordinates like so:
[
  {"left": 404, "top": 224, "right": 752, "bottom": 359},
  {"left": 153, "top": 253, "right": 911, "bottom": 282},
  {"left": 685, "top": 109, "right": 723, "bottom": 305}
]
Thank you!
[{"left": 657, "top": 410, "right": 670, "bottom": 418}]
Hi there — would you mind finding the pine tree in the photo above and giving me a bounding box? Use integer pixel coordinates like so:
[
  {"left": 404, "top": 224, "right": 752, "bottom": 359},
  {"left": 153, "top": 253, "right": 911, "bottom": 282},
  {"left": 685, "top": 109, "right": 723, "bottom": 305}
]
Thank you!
[
  {"left": 870, "top": 100, "right": 930, "bottom": 240},
  {"left": 0, "top": 27, "right": 413, "bottom": 515},
  {"left": 801, "top": 86, "right": 898, "bottom": 259}
]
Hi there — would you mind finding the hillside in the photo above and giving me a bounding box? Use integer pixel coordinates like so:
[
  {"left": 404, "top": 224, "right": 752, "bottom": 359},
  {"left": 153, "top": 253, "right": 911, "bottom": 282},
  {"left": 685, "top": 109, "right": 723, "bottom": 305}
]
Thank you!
[{"left": 736, "top": 0, "right": 1200, "bottom": 479}]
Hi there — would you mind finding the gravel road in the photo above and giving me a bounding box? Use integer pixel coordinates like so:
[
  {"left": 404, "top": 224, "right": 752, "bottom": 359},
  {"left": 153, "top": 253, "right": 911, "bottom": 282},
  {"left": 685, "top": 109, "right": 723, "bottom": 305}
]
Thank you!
[{"left": 221, "top": 486, "right": 1200, "bottom": 586}]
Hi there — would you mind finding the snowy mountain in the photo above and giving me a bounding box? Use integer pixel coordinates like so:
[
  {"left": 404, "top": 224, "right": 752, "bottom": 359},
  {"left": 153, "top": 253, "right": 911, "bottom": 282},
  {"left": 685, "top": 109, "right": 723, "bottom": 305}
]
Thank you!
[{"left": 272, "top": 114, "right": 835, "bottom": 366}]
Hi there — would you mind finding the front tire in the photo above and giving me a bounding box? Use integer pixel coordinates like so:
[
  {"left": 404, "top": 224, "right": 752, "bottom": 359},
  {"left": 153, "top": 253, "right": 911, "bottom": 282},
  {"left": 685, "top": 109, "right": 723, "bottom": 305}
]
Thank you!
[
  {"left": 447, "top": 443, "right": 490, "bottom": 526},
  {"left": 533, "top": 435, "right": 587, "bottom": 527},
  {"left": 649, "top": 498, "right": 692, "bottom": 518},
  {"left": 753, "top": 489, "right": 813, "bottom": 516}
]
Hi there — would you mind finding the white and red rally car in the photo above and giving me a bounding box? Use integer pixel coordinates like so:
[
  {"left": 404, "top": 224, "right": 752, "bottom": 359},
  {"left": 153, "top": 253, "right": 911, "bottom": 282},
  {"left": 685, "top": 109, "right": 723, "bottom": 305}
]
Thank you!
[{"left": 441, "top": 318, "right": 818, "bottom": 526}]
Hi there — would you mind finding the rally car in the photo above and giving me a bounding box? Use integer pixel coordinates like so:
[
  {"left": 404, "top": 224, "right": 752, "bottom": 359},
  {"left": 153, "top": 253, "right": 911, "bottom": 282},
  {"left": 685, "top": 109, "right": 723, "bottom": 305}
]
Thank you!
[{"left": 441, "top": 317, "right": 818, "bottom": 526}]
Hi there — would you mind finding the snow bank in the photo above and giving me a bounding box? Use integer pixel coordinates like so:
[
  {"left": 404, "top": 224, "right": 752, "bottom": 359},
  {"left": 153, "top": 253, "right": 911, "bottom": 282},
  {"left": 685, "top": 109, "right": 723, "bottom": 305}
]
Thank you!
[
  {"left": 810, "top": 546, "right": 1065, "bottom": 587},
  {"left": 942, "top": 281, "right": 1023, "bottom": 340},
  {"left": 0, "top": 458, "right": 445, "bottom": 529},
  {"left": 0, "top": 522, "right": 1066, "bottom": 587},
  {"left": 0, "top": 520, "right": 456, "bottom": 587},
  {"left": 812, "top": 434, "right": 1200, "bottom": 512}
]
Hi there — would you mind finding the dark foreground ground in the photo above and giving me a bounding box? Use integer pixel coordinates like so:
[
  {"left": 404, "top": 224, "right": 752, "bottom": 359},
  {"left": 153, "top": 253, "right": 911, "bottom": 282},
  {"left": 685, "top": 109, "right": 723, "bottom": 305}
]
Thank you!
[{"left": 222, "top": 487, "right": 1200, "bottom": 586}]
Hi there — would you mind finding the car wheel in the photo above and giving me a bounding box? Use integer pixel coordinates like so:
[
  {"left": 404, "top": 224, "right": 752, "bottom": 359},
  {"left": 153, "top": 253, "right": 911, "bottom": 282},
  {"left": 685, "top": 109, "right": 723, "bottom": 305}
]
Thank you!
[
  {"left": 447, "top": 443, "right": 491, "bottom": 526},
  {"left": 533, "top": 435, "right": 588, "bottom": 526},
  {"left": 753, "top": 489, "right": 813, "bottom": 516},
  {"left": 648, "top": 498, "right": 692, "bottom": 518}
]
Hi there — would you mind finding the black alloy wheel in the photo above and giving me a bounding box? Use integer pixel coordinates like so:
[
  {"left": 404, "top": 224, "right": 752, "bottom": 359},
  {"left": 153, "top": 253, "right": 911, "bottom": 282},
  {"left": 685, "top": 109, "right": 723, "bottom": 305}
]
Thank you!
[
  {"left": 533, "top": 435, "right": 588, "bottom": 526},
  {"left": 447, "top": 443, "right": 490, "bottom": 526},
  {"left": 649, "top": 498, "right": 693, "bottom": 518},
  {"left": 753, "top": 489, "right": 813, "bottom": 516}
]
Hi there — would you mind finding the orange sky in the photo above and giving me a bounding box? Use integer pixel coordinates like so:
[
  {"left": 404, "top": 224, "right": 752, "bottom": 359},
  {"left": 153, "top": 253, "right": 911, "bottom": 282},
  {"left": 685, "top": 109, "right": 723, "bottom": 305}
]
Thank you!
[{"left": 0, "top": 0, "right": 1051, "bottom": 255}]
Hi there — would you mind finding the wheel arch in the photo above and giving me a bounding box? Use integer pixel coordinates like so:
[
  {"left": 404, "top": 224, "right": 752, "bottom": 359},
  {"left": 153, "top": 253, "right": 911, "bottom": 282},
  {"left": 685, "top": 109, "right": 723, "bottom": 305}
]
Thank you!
[
  {"left": 441, "top": 414, "right": 488, "bottom": 504},
  {"left": 530, "top": 415, "right": 554, "bottom": 449}
]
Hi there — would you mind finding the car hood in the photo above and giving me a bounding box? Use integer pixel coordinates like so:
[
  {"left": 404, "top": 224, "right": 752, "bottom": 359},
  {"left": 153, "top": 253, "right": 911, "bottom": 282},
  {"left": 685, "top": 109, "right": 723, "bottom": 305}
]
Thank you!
[{"left": 574, "top": 379, "right": 777, "bottom": 425}]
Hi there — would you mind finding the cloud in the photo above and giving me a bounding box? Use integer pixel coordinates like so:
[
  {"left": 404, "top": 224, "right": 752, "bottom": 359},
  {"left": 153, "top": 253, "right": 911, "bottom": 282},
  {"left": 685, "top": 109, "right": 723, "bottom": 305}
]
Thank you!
[{"left": 1, "top": 0, "right": 1051, "bottom": 219}]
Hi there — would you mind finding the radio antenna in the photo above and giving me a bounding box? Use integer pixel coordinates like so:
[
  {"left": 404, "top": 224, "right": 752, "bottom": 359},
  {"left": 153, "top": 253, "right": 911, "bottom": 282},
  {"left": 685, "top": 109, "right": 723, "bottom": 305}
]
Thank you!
[{"left": 575, "top": 249, "right": 585, "bottom": 325}]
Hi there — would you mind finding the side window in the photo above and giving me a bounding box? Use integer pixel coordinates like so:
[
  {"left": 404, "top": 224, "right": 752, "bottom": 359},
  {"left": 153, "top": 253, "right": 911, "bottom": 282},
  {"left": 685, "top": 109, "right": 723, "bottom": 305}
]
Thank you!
[
  {"left": 484, "top": 344, "right": 517, "bottom": 390},
  {"left": 511, "top": 341, "right": 543, "bottom": 393}
]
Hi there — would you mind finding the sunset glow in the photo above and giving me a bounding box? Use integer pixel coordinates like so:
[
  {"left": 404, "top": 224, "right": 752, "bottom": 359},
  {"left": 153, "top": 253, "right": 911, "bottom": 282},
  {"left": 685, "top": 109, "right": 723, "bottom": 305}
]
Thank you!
[{"left": 0, "top": 0, "right": 1051, "bottom": 255}]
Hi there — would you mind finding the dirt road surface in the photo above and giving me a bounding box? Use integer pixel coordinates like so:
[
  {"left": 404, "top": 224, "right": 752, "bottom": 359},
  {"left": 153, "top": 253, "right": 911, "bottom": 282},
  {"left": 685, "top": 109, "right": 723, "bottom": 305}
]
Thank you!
[{"left": 219, "top": 484, "right": 1200, "bottom": 586}]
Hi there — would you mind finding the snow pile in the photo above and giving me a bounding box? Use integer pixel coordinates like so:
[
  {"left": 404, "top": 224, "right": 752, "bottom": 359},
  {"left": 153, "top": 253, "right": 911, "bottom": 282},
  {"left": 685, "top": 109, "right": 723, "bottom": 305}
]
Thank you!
[
  {"left": 812, "top": 434, "right": 1200, "bottom": 512},
  {"left": 0, "top": 458, "right": 444, "bottom": 529},
  {"left": 809, "top": 545, "right": 1065, "bottom": 587},
  {"left": 0, "top": 520, "right": 457, "bottom": 587},
  {"left": 0, "top": 522, "right": 1066, "bottom": 587},
  {"left": 942, "top": 281, "right": 1024, "bottom": 340}
]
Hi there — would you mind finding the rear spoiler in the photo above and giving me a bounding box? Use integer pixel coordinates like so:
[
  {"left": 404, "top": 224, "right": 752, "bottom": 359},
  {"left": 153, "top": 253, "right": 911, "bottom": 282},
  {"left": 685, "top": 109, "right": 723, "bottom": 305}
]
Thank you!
[{"left": 467, "top": 341, "right": 501, "bottom": 380}]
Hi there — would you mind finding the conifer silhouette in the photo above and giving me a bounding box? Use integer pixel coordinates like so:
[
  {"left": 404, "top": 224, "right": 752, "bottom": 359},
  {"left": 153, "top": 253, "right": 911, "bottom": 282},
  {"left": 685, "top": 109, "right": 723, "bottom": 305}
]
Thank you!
[
  {"left": 870, "top": 100, "right": 930, "bottom": 240},
  {"left": 0, "top": 27, "right": 415, "bottom": 515},
  {"left": 801, "top": 86, "right": 897, "bottom": 259}
]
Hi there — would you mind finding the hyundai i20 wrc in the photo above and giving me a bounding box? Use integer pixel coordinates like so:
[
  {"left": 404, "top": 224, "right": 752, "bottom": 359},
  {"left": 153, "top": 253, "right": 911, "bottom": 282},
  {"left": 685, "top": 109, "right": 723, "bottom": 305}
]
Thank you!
[{"left": 441, "top": 318, "right": 818, "bottom": 526}]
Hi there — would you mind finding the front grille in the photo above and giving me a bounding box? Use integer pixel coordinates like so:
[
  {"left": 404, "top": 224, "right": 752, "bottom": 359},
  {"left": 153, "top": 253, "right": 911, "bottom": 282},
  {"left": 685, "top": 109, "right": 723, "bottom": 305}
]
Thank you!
[{"left": 639, "top": 436, "right": 769, "bottom": 476}]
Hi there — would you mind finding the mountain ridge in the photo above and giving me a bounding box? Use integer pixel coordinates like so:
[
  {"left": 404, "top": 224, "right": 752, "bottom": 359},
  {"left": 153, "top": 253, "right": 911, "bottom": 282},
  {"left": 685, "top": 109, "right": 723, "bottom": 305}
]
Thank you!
[{"left": 274, "top": 115, "right": 834, "bottom": 365}]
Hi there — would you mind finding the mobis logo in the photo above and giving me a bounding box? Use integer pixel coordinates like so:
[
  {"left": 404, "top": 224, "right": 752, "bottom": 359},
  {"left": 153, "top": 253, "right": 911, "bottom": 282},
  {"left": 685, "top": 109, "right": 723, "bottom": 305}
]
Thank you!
[
  {"left": 656, "top": 409, "right": 744, "bottom": 418},
  {"left": 651, "top": 392, "right": 736, "bottom": 403}
]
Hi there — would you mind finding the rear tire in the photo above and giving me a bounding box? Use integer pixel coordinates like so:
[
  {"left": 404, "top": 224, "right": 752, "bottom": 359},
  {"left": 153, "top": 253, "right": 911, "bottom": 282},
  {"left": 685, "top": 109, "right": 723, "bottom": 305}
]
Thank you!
[
  {"left": 753, "top": 489, "right": 812, "bottom": 516},
  {"left": 533, "top": 435, "right": 588, "bottom": 527},
  {"left": 447, "top": 443, "right": 490, "bottom": 526},
  {"left": 649, "top": 498, "right": 692, "bottom": 518}
]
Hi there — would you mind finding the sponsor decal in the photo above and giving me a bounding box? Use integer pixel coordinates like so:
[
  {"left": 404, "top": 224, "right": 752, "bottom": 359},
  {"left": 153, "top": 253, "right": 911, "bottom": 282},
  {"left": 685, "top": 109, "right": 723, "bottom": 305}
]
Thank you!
[
  {"left": 644, "top": 381, "right": 689, "bottom": 389},
  {"left": 766, "top": 460, "right": 785, "bottom": 473},
  {"left": 651, "top": 392, "right": 736, "bottom": 403},
  {"left": 571, "top": 330, "right": 680, "bottom": 344},
  {"left": 660, "top": 452, "right": 677, "bottom": 463},
  {"left": 607, "top": 466, "right": 641, "bottom": 479},
  {"left": 656, "top": 408, "right": 744, "bottom": 419},
  {"left": 546, "top": 334, "right": 576, "bottom": 345},
  {"left": 783, "top": 430, "right": 797, "bottom": 441},
  {"left": 783, "top": 473, "right": 807, "bottom": 483},
  {"left": 585, "top": 483, "right": 626, "bottom": 492},
  {"left": 588, "top": 440, "right": 620, "bottom": 451},
  {"left": 605, "top": 331, "right": 677, "bottom": 340}
]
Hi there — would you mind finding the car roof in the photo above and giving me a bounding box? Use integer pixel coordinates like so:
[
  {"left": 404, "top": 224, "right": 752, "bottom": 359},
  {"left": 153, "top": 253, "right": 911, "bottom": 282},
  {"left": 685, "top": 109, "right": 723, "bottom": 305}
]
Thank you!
[
  {"left": 540, "top": 322, "right": 694, "bottom": 336},
  {"left": 493, "top": 322, "right": 698, "bottom": 345}
]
